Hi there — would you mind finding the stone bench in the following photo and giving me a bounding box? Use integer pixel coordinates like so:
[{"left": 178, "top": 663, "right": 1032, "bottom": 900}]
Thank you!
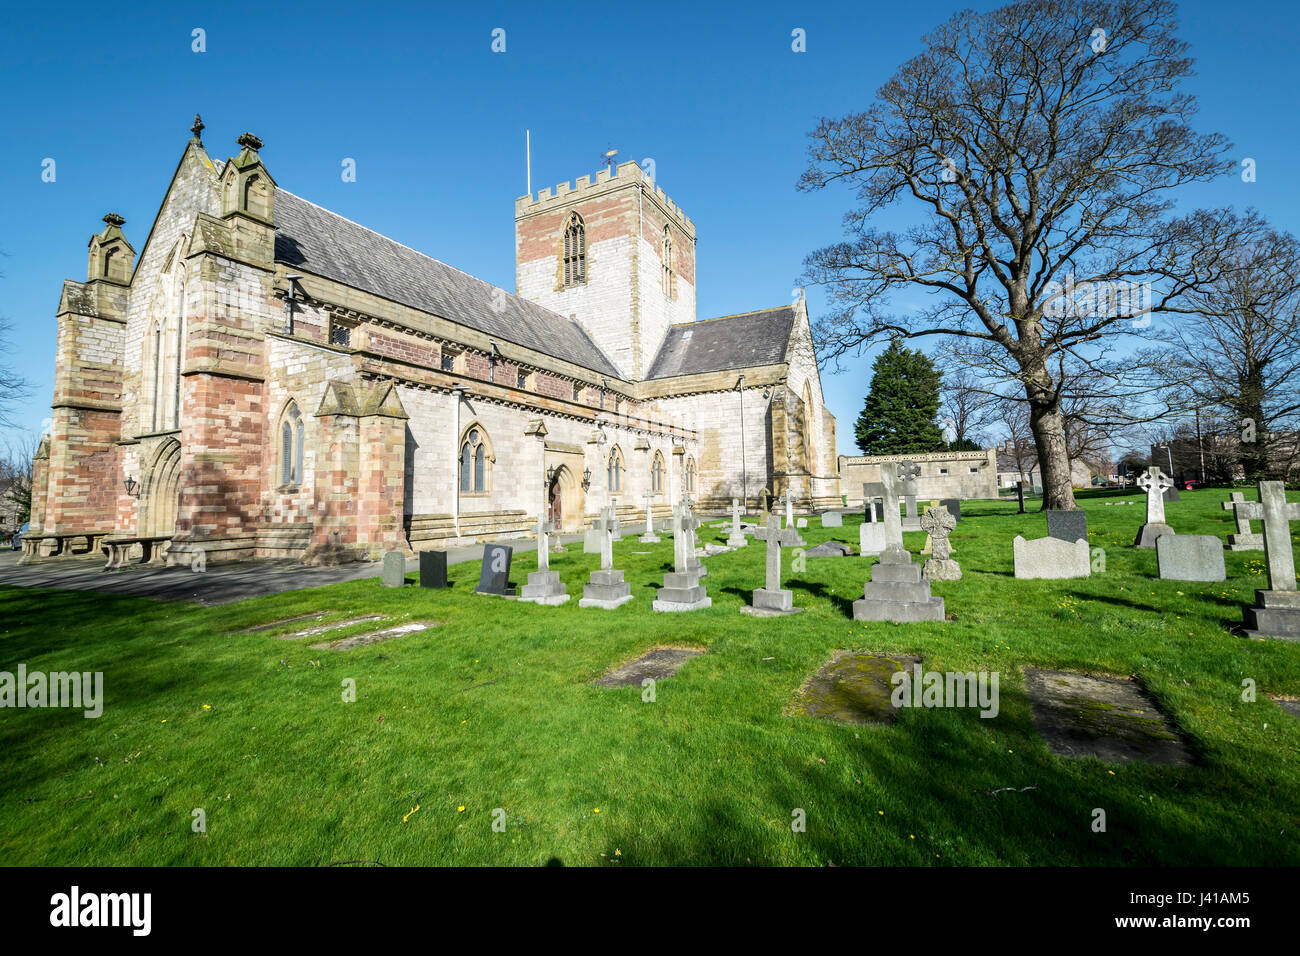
[
  {"left": 101, "top": 536, "right": 174, "bottom": 571},
  {"left": 17, "top": 531, "right": 111, "bottom": 565}
]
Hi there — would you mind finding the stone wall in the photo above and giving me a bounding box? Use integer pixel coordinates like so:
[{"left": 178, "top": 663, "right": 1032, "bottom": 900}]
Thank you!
[{"left": 839, "top": 448, "right": 1000, "bottom": 503}]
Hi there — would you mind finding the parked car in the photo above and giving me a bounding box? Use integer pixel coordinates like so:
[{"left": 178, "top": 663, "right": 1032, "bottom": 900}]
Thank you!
[
  {"left": 1177, "top": 477, "right": 1203, "bottom": 490},
  {"left": 11, "top": 521, "right": 27, "bottom": 550}
]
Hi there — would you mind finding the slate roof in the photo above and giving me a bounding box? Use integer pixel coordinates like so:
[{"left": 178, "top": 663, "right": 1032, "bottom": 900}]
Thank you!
[
  {"left": 273, "top": 190, "right": 622, "bottom": 379},
  {"left": 646, "top": 306, "right": 796, "bottom": 380}
]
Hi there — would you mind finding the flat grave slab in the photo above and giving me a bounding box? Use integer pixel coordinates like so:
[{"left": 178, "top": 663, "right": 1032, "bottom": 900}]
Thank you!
[
  {"left": 278, "top": 615, "right": 386, "bottom": 640},
  {"left": 1274, "top": 698, "right": 1300, "bottom": 720},
  {"left": 805, "top": 541, "right": 852, "bottom": 557},
  {"left": 237, "top": 612, "right": 332, "bottom": 634},
  {"left": 593, "top": 647, "right": 704, "bottom": 687},
  {"left": 791, "top": 652, "right": 921, "bottom": 724},
  {"left": 1025, "top": 669, "right": 1194, "bottom": 766},
  {"left": 310, "top": 620, "right": 437, "bottom": 650}
]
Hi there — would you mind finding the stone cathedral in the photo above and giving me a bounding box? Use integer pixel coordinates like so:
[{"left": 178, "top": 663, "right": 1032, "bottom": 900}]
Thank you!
[{"left": 23, "top": 121, "right": 840, "bottom": 566}]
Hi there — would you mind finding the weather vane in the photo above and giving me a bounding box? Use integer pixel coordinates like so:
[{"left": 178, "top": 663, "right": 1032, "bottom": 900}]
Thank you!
[{"left": 599, "top": 146, "right": 618, "bottom": 174}]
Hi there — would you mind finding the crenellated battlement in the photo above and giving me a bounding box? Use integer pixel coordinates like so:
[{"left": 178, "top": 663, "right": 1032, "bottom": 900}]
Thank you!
[{"left": 515, "top": 161, "right": 695, "bottom": 237}]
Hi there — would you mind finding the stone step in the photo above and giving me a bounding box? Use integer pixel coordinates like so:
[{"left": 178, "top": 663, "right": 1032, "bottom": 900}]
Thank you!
[{"left": 852, "top": 596, "right": 945, "bottom": 623}]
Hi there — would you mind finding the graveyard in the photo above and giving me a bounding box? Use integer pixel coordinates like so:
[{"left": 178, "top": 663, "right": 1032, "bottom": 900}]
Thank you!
[{"left": 1, "top": 485, "right": 1298, "bottom": 866}]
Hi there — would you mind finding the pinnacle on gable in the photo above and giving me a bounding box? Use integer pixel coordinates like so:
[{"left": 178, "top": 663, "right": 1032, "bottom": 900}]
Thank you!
[{"left": 102, "top": 212, "right": 125, "bottom": 228}]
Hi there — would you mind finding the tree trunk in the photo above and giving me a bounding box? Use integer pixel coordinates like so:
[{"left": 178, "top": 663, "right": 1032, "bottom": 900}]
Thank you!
[{"left": 1028, "top": 399, "right": 1078, "bottom": 511}]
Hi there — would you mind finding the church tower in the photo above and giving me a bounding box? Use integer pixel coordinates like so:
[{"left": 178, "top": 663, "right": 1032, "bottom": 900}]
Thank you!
[{"left": 514, "top": 161, "right": 696, "bottom": 381}]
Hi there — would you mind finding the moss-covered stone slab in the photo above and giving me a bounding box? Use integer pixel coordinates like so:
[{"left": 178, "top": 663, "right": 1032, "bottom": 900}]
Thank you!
[
  {"left": 791, "top": 652, "right": 920, "bottom": 724},
  {"left": 1025, "top": 669, "right": 1194, "bottom": 766},
  {"left": 280, "top": 615, "right": 386, "bottom": 640},
  {"left": 594, "top": 647, "right": 703, "bottom": 687},
  {"left": 1274, "top": 698, "right": 1300, "bottom": 720},
  {"left": 310, "top": 620, "right": 437, "bottom": 650}
]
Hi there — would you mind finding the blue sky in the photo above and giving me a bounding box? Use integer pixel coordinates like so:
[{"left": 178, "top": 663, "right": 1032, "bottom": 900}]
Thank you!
[{"left": 1, "top": 0, "right": 1296, "bottom": 454}]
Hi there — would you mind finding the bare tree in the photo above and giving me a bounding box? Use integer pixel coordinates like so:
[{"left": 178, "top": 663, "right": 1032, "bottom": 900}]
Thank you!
[
  {"left": 799, "top": 0, "right": 1253, "bottom": 509},
  {"left": 0, "top": 431, "right": 39, "bottom": 527},
  {"left": 1157, "top": 226, "right": 1300, "bottom": 480},
  {"left": 0, "top": 251, "right": 33, "bottom": 428},
  {"left": 938, "top": 367, "right": 999, "bottom": 448}
]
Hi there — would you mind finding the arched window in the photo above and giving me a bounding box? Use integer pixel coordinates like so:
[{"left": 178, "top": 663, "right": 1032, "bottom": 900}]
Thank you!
[
  {"left": 562, "top": 213, "right": 586, "bottom": 288},
  {"left": 606, "top": 445, "right": 625, "bottom": 494},
  {"left": 661, "top": 226, "right": 674, "bottom": 297},
  {"left": 280, "top": 401, "right": 304, "bottom": 487},
  {"left": 149, "top": 323, "right": 162, "bottom": 433},
  {"left": 651, "top": 451, "right": 665, "bottom": 493},
  {"left": 685, "top": 456, "right": 697, "bottom": 494},
  {"left": 460, "top": 424, "right": 492, "bottom": 494}
]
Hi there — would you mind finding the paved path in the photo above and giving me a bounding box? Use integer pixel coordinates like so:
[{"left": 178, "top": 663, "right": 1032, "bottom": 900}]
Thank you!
[{"left": 0, "top": 535, "right": 582, "bottom": 606}]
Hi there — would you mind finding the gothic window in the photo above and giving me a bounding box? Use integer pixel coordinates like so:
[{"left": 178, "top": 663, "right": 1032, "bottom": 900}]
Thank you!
[
  {"left": 651, "top": 451, "right": 665, "bottom": 493},
  {"left": 280, "top": 401, "right": 305, "bottom": 487},
  {"left": 606, "top": 445, "right": 625, "bottom": 493},
  {"left": 685, "top": 456, "right": 697, "bottom": 494},
  {"left": 562, "top": 213, "right": 586, "bottom": 288},
  {"left": 441, "top": 347, "right": 459, "bottom": 372},
  {"left": 173, "top": 282, "right": 186, "bottom": 430},
  {"left": 149, "top": 323, "right": 162, "bottom": 433},
  {"left": 662, "top": 226, "right": 674, "bottom": 298},
  {"left": 573, "top": 382, "right": 582, "bottom": 401},
  {"left": 460, "top": 424, "right": 491, "bottom": 494}
]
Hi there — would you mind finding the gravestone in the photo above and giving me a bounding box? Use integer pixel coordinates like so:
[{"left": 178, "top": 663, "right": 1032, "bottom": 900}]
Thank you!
[
  {"left": 726, "top": 498, "right": 749, "bottom": 548},
  {"left": 796, "top": 517, "right": 808, "bottom": 529},
  {"left": 381, "top": 550, "right": 406, "bottom": 587},
  {"left": 1223, "top": 492, "right": 1264, "bottom": 551},
  {"left": 852, "top": 548, "right": 945, "bottom": 623},
  {"left": 939, "top": 497, "right": 962, "bottom": 522},
  {"left": 1046, "top": 510, "right": 1088, "bottom": 544},
  {"left": 902, "top": 496, "right": 921, "bottom": 531},
  {"left": 805, "top": 541, "right": 852, "bottom": 557},
  {"left": 1017, "top": 480, "right": 1026, "bottom": 514},
  {"left": 475, "top": 544, "right": 515, "bottom": 596},
  {"left": 864, "top": 500, "right": 883, "bottom": 522},
  {"left": 920, "top": 506, "right": 961, "bottom": 581},
  {"left": 419, "top": 550, "right": 448, "bottom": 589},
  {"left": 579, "top": 507, "right": 632, "bottom": 608},
  {"left": 1165, "top": 484, "right": 1181, "bottom": 502},
  {"left": 1133, "top": 466, "right": 1175, "bottom": 548},
  {"left": 520, "top": 517, "right": 569, "bottom": 605},
  {"left": 876, "top": 472, "right": 905, "bottom": 555},
  {"left": 1025, "top": 669, "right": 1194, "bottom": 765},
  {"left": 653, "top": 505, "right": 712, "bottom": 611},
  {"left": 681, "top": 500, "right": 708, "bottom": 578},
  {"left": 821, "top": 512, "right": 843, "bottom": 528},
  {"left": 638, "top": 492, "right": 661, "bottom": 543},
  {"left": 1233, "top": 481, "right": 1300, "bottom": 641},
  {"left": 859, "top": 485, "right": 887, "bottom": 556},
  {"left": 1012, "top": 535, "right": 1090, "bottom": 579},
  {"left": 793, "top": 652, "right": 921, "bottom": 724},
  {"left": 742, "top": 514, "right": 803, "bottom": 616},
  {"left": 594, "top": 647, "right": 703, "bottom": 687},
  {"left": 899, "top": 461, "right": 922, "bottom": 530},
  {"left": 1156, "top": 534, "right": 1225, "bottom": 582}
]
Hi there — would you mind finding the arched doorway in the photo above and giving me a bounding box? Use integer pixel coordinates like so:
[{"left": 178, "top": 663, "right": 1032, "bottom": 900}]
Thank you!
[
  {"left": 547, "top": 472, "right": 563, "bottom": 526},
  {"left": 140, "top": 437, "right": 182, "bottom": 538}
]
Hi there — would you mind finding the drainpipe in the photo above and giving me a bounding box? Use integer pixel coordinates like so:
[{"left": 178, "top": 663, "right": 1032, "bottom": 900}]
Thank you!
[
  {"left": 737, "top": 375, "right": 746, "bottom": 509},
  {"left": 453, "top": 384, "right": 470, "bottom": 539}
]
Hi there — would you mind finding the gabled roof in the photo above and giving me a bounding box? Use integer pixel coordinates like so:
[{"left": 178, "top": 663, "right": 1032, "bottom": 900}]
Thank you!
[
  {"left": 646, "top": 306, "right": 796, "bottom": 380},
  {"left": 273, "top": 190, "right": 622, "bottom": 380}
]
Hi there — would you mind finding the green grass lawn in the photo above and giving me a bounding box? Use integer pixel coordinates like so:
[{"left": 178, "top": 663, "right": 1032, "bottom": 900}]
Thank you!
[{"left": 2, "top": 489, "right": 1298, "bottom": 866}]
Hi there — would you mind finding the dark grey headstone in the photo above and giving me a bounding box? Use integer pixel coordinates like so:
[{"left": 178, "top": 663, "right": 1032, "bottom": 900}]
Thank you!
[
  {"left": 1046, "top": 510, "right": 1088, "bottom": 543},
  {"left": 1165, "top": 485, "right": 1181, "bottom": 502},
  {"left": 940, "top": 498, "right": 961, "bottom": 521},
  {"left": 419, "top": 550, "right": 448, "bottom": 589},
  {"left": 805, "top": 541, "right": 852, "bottom": 557},
  {"left": 475, "top": 544, "right": 515, "bottom": 596},
  {"left": 864, "top": 501, "right": 883, "bottom": 521}
]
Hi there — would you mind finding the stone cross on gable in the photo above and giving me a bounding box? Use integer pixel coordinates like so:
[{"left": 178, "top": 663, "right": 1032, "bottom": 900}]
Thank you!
[
  {"left": 592, "top": 507, "right": 619, "bottom": 571},
  {"left": 535, "top": 514, "right": 555, "bottom": 571},
  {"left": 1231, "top": 481, "right": 1300, "bottom": 592},
  {"left": 753, "top": 513, "right": 800, "bottom": 592},
  {"left": 919, "top": 505, "right": 956, "bottom": 561},
  {"left": 1137, "top": 466, "right": 1173, "bottom": 524}
]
